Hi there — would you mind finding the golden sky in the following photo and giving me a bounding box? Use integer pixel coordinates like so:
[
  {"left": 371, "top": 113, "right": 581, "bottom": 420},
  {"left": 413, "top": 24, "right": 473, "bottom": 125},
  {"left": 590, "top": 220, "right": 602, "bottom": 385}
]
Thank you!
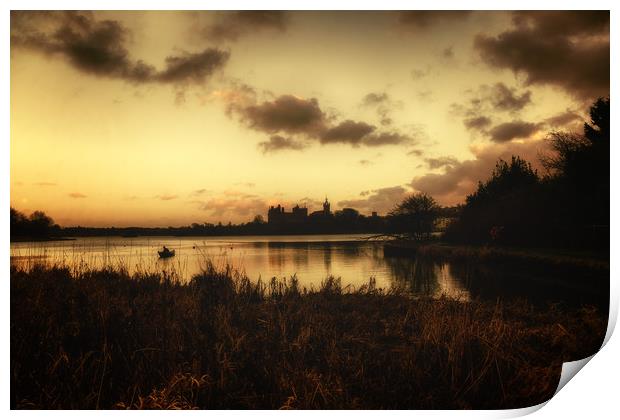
[{"left": 10, "top": 11, "right": 609, "bottom": 226}]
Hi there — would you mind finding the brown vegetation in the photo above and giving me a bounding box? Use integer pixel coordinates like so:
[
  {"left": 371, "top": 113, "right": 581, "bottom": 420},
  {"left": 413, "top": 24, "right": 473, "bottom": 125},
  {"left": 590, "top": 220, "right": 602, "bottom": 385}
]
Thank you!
[{"left": 11, "top": 263, "right": 606, "bottom": 409}]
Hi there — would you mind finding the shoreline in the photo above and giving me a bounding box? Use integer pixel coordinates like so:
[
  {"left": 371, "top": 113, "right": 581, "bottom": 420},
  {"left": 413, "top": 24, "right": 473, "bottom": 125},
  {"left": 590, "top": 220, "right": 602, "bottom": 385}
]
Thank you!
[
  {"left": 10, "top": 236, "right": 76, "bottom": 243},
  {"left": 383, "top": 241, "right": 609, "bottom": 272}
]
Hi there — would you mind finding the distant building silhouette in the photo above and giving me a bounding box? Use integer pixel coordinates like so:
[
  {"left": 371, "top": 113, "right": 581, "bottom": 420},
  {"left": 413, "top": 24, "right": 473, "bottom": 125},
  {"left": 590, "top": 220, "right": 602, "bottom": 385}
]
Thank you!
[
  {"left": 268, "top": 204, "right": 308, "bottom": 225},
  {"left": 267, "top": 198, "right": 383, "bottom": 231},
  {"left": 308, "top": 197, "right": 333, "bottom": 221}
]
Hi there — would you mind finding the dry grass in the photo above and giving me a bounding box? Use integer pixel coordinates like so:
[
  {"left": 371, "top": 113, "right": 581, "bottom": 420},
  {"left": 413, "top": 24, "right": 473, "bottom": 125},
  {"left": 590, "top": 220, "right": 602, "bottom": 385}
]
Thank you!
[{"left": 11, "top": 262, "right": 606, "bottom": 409}]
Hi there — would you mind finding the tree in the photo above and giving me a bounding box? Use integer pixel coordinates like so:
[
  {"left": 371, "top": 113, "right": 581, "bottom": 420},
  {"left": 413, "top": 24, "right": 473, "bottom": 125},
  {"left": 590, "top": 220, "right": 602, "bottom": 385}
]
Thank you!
[
  {"left": 541, "top": 97, "right": 609, "bottom": 227},
  {"left": 10, "top": 207, "right": 28, "bottom": 236},
  {"left": 466, "top": 156, "right": 538, "bottom": 208},
  {"left": 10, "top": 208, "right": 56, "bottom": 238},
  {"left": 445, "top": 156, "right": 540, "bottom": 245},
  {"left": 388, "top": 193, "right": 439, "bottom": 241},
  {"left": 542, "top": 97, "right": 609, "bottom": 183}
]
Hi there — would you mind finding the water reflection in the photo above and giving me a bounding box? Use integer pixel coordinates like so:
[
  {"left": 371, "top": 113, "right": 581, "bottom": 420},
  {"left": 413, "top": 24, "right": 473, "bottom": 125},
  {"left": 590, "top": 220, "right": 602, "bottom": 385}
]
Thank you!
[{"left": 10, "top": 235, "right": 608, "bottom": 308}]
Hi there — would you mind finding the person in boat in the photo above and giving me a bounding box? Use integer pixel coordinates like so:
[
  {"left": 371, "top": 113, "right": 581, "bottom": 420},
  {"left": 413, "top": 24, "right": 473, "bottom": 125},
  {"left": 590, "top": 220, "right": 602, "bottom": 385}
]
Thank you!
[{"left": 162, "top": 246, "right": 170, "bottom": 253}]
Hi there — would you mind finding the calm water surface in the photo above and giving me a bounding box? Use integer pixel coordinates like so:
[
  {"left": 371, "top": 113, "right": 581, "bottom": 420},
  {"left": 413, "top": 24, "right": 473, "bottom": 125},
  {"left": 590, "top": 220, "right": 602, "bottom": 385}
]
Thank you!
[{"left": 10, "top": 234, "right": 607, "bottom": 306}]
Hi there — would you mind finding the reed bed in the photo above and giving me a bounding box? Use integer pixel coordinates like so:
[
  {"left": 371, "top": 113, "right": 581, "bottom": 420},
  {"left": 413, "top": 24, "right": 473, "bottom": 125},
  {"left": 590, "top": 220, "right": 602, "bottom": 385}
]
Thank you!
[{"left": 11, "top": 262, "right": 606, "bottom": 409}]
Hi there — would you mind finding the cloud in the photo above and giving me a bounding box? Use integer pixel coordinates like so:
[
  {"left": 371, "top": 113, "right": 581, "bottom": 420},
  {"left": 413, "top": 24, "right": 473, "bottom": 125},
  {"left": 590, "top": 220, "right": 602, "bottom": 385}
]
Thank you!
[
  {"left": 544, "top": 110, "right": 582, "bottom": 128},
  {"left": 359, "top": 159, "right": 373, "bottom": 166},
  {"left": 398, "top": 11, "right": 472, "bottom": 30},
  {"left": 361, "top": 92, "right": 389, "bottom": 106},
  {"left": 454, "top": 83, "right": 532, "bottom": 137},
  {"left": 360, "top": 92, "right": 402, "bottom": 126},
  {"left": 198, "top": 197, "right": 268, "bottom": 221},
  {"left": 68, "top": 192, "right": 87, "bottom": 198},
  {"left": 459, "top": 83, "right": 532, "bottom": 117},
  {"left": 156, "top": 49, "right": 230, "bottom": 84},
  {"left": 224, "top": 90, "right": 414, "bottom": 151},
  {"left": 34, "top": 182, "right": 57, "bottom": 186},
  {"left": 239, "top": 95, "right": 327, "bottom": 135},
  {"left": 11, "top": 11, "right": 229, "bottom": 85},
  {"left": 157, "top": 194, "right": 178, "bottom": 201},
  {"left": 407, "top": 149, "right": 424, "bottom": 157},
  {"left": 464, "top": 115, "right": 492, "bottom": 131},
  {"left": 338, "top": 185, "right": 410, "bottom": 215},
  {"left": 320, "top": 120, "right": 376, "bottom": 145},
  {"left": 425, "top": 156, "right": 459, "bottom": 170},
  {"left": 488, "top": 120, "right": 542, "bottom": 143},
  {"left": 202, "top": 11, "right": 288, "bottom": 42},
  {"left": 475, "top": 11, "right": 609, "bottom": 100},
  {"left": 362, "top": 131, "right": 412, "bottom": 147},
  {"left": 258, "top": 135, "right": 307, "bottom": 153},
  {"left": 486, "top": 83, "right": 532, "bottom": 111},
  {"left": 411, "top": 140, "right": 548, "bottom": 205}
]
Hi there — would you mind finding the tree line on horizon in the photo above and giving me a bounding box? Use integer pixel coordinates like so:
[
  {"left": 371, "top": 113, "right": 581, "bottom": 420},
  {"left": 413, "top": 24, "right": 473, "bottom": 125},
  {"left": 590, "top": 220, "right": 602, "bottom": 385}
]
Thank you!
[{"left": 10, "top": 97, "right": 609, "bottom": 251}]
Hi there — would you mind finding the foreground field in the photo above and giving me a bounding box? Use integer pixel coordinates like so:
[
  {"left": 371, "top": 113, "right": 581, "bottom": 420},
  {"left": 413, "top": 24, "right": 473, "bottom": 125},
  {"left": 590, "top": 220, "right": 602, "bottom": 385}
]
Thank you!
[{"left": 11, "top": 264, "right": 607, "bottom": 409}]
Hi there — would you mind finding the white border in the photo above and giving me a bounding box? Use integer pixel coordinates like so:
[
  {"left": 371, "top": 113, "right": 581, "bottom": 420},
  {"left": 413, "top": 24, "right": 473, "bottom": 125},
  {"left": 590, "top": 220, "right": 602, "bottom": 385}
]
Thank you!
[{"left": 2, "top": 1, "right": 617, "bottom": 418}]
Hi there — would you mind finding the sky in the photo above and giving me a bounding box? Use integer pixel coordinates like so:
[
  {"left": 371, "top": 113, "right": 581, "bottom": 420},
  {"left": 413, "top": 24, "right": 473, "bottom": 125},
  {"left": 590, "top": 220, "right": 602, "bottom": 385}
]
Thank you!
[{"left": 10, "top": 10, "right": 610, "bottom": 227}]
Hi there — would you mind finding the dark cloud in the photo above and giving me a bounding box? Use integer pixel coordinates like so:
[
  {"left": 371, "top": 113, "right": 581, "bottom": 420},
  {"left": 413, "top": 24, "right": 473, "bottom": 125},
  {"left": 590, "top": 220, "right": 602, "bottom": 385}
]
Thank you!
[
  {"left": 511, "top": 11, "right": 609, "bottom": 37},
  {"left": 203, "top": 11, "right": 288, "bottom": 42},
  {"left": 338, "top": 186, "right": 410, "bottom": 215},
  {"left": 11, "top": 11, "right": 229, "bottom": 85},
  {"left": 456, "top": 83, "right": 532, "bottom": 135},
  {"left": 225, "top": 91, "right": 414, "bottom": 151},
  {"left": 258, "top": 135, "right": 307, "bottom": 153},
  {"left": 458, "top": 83, "right": 532, "bottom": 118},
  {"left": 425, "top": 156, "right": 459, "bottom": 170},
  {"left": 487, "top": 83, "right": 532, "bottom": 111},
  {"left": 361, "top": 92, "right": 389, "bottom": 106},
  {"left": 398, "top": 11, "right": 472, "bottom": 30},
  {"left": 464, "top": 115, "right": 492, "bottom": 131},
  {"left": 321, "top": 120, "right": 376, "bottom": 145},
  {"left": 488, "top": 120, "right": 542, "bottom": 143},
  {"left": 156, "top": 49, "right": 230, "bottom": 84},
  {"left": 545, "top": 110, "right": 582, "bottom": 128},
  {"left": 68, "top": 192, "right": 87, "bottom": 198},
  {"left": 362, "top": 132, "right": 412, "bottom": 147},
  {"left": 240, "top": 95, "right": 327, "bottom": 135},
  {"left": 475, "top": 11, "right": 609, "bottom": 100},
  {"left": 411, "top": 140, "right": 548, "bottom": 205}
]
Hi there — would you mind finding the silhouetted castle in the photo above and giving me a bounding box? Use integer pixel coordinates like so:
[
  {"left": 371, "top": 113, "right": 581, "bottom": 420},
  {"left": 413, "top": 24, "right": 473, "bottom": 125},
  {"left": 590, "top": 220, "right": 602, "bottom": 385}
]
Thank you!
[{"left": 268, "top": 198, "right": 332, "bottom": 225}]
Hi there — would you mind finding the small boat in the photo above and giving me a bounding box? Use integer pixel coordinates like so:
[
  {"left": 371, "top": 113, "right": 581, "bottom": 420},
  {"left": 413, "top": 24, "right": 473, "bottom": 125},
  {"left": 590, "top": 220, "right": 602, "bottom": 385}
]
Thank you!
[{"left": 158, "top": 248, "right": 175, "bottom": 258}]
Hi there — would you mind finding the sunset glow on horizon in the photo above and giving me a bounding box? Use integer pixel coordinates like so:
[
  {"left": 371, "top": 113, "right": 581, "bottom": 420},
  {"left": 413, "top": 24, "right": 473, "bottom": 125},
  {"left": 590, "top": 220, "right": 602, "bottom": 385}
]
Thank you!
[{"left": 10, "top": 11, "right": 609, "bottom": 227}]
